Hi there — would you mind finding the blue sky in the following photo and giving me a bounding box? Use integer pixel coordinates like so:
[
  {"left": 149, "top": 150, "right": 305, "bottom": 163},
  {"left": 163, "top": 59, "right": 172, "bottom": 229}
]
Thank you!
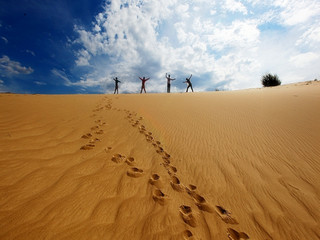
[{"left": 1, "top": 0, "right": 319, "bottom": 94}]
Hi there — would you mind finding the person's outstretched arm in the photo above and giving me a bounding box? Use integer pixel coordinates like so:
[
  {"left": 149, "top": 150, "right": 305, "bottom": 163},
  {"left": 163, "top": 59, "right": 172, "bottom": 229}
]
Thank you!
[
  {"left": 139, "top": 77, "right": 143, "bottom": 81},
  {"left": 189, "top": 74, "right": 192, "bottom": 79},
  {"left": 146, "top": 78, "right": 150, "bottom": 81}
]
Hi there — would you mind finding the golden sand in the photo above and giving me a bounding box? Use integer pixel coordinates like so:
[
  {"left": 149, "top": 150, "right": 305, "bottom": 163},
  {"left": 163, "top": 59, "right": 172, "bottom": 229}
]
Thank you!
[{"left": 0, "top": 81, "right": 319, "bottom": 239}]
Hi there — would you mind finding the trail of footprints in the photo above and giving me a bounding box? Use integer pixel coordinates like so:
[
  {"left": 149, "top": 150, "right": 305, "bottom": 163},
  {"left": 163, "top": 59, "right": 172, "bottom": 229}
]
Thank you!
[
  {"left": 80, "top": 97, "right": 249, "bottom": 240},
  {"left": 123, "top": 109, "right": 249, "bottom": 239},
  {"left": 80, "top": 97, "right": 115, "bottom": 151}
]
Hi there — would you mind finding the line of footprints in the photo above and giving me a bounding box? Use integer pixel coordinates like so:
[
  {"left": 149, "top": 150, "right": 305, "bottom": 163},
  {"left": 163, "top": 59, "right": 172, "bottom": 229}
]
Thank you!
[
  {"left": 80, "top": 97, "right": 114, "bottom": 151},
  {"left": 80, "top": 97, "right": 249, "bottom": 240}
]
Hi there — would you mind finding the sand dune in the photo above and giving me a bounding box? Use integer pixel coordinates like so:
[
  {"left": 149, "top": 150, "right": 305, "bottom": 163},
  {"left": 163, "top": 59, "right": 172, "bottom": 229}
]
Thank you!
[{"left": 0, "top": 81, "right": 319, "bottom": 240}]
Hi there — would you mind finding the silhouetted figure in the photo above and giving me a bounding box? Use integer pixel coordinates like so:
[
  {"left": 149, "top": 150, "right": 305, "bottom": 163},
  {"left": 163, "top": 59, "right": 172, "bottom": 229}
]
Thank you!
[
  {"left": 139, "top": 77, "right": 150, "bottom": 93},
  {"left": 113, "top": 77, "right": 121, "bottom": 94},
  {"left": 166, "top": 73, "right": 176, "bottom": 93},
  {"left": 184, "top": 74, "right": 193, "bottom": 92}
]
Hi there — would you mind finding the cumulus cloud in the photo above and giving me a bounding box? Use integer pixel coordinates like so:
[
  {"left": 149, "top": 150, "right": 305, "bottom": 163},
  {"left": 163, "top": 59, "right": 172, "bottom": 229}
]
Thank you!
[
  {"left": 70, "top": 0, "right": 320, "bottom": 92},
  {"left": 223, "top": 0, "right": 248, "bottom": 14},
  {"left": 0, "top": 55, "right": 34, "bottom": 76}
]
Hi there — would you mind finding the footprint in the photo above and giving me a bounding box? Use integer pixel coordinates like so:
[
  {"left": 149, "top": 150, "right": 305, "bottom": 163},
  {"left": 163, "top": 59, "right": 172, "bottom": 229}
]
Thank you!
[
  {"left": 146, "top": 135, "right": 154, "bottom": 142},
  {"left": 111, "top": 154, "right": 125, "bottom": 163},
  {"left": 163, "top": 157, "right": 171, "bottom": 165},
  {"left": 168, "top": 165, "right": 177, "bottom": 174},
  {"left": 81, "top": 133, "right": 92, "bottom": 139},
  {"left": 95, "top": 129, "right": 104, "bottom": 134},
  {"left": 152, "top": 189, "right": 168, "bottom": 206},
  {"left": 127, "top": 167, "right": 143, "bottom": 178},
  {"left": 89, "top": 138, "right": 100, "bottom": 143},
  {"left": 215, "top": 206, "right": 238, "bottom": 224},
  {"left": 156, "top": 141, "right": 161, "bottom": 145},
  {"left": 91, "top": 126, "right": 99, "bottom": 131},
  {"left": 179, "top": 205, "right": 197, "bottom": 227},
  {"left": 170, "top": 175, "right": 184, "bottom": 192},
  {"left": 156, "top": 147, "right": 164, "bottom": 154},
  {"left": 139, "top": 126, "right": 146, "bottom": 133},
  {"left": 183, "top": 230, "right": 193, "bottom": 239},
  {"left": 104, "top": 146, "right": 112, "bottom": 153},
  {"left": 227, "top": 228, "right": 249, "bottom": 240},
  {"left": 125, "top": 157, "right": 135, "bottom": 166},
  {"left": 149, "top": 173, "right": 162, "bottom": 188},
  {"left": 163, "top": 152, "right": 170, "bottom": 159},
  {"left": 80, "top": 144, "right": 95, "bottom": 150},
  {"left": 188, "top": 192, "right": 213, "bottom": 213}
]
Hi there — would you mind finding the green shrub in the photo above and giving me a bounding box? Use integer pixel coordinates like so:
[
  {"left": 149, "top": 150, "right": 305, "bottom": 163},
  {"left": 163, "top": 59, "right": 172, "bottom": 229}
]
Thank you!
[{"left": 261, "top": 73, "right": 281, "bottom": 87}]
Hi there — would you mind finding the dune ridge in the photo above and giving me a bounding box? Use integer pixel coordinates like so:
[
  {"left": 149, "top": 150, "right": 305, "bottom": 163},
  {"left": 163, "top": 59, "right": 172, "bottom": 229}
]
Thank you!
[{"left": 0, "top": 81, "right": 320, "bottom": 239}]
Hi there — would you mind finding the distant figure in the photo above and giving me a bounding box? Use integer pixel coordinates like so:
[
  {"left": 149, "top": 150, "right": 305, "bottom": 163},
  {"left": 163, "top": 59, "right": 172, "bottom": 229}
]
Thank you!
[
  {"left": 139, "top": 77, "right": 150, "bottom": 93},
  {"left": 113, "top": 77, "right": 121, "bottom": 94},
  {"left": 184, "top": 74, "right": 193, "bottom": 92},
  {"left": 166, "top": 73, "right": 176, "bottom": 93}
]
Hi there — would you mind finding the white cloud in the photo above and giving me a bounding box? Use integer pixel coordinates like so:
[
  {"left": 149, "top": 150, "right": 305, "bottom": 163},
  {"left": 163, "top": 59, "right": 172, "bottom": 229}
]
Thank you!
[
  {"left": 208, "top": 19, "right": 260, "bottom": 50},
  {"left": 75, "top": 49, "right": 91, "bottom": 66},
  {"left": 296, "top": 22, "right": 320, "bottom": 49},
  {"left": 274, "top": 0, "right": 320, "bottom": 26},
  {"left": 52, "top": 68, "right": 107, "bottom": 90},
  {"left": 223, "top": 0, "right": 248, "bottom": 14},
  {"left": 51, "top": 68, "right": 72, "bottom": 85},
  {"left": 70, "top": 0, "right": 320, "bottom": 92},
  {"left": 290, "top": 52, "right": 319, "bottom": 68},
  {"left": 0, "top": 55, "right": 34, "bottom": 76},
  {"left": 34, "top": 81, "right": 47, "bottom": 85}
]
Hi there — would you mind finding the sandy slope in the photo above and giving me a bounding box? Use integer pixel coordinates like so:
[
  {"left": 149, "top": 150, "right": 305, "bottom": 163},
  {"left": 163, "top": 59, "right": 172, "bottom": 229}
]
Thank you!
[{"left": 0, "top": 81, "right": 319, "bottom": 240}]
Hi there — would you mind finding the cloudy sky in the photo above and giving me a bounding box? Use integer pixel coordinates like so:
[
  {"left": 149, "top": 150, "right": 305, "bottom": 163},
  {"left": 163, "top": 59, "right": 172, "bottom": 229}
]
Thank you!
[{"left": 0, "top": 0, "right": 319, "bottom": 94}]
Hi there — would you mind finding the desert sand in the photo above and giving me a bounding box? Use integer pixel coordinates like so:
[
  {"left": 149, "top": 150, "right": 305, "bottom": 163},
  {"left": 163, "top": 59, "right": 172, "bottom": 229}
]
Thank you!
[{"left": 0, "top": 81, "right": 319, "bottom": 240}]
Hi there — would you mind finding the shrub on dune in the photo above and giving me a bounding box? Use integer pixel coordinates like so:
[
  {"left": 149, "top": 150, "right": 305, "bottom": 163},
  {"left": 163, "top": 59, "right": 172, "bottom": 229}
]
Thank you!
[{"left": 261, "top": 73, "right": 281, "bottom": 87}]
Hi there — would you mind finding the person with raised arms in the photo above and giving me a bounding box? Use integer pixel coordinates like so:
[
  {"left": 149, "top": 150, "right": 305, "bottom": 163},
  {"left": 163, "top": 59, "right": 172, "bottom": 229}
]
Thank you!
[
  {"left": 139, "top": 76, "right": 150, "bottom": 94},
  {"left": 184, "top": 74, "right": 193, "bottom": 92}
]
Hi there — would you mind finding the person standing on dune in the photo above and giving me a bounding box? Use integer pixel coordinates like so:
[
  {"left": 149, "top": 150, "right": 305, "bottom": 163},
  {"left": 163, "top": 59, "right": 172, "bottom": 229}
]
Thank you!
[
  {"left": 139, "top": 76, "right": 150, "bottom": 94},
  {"left": 184, "top": 74, "right": 193, "bottom": 92},
  {"left": 113, "top": 77, "right": 121, "bottom": 94},
  {"left": 166, "top": 73, "right": 175, "bottom": 93}
]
